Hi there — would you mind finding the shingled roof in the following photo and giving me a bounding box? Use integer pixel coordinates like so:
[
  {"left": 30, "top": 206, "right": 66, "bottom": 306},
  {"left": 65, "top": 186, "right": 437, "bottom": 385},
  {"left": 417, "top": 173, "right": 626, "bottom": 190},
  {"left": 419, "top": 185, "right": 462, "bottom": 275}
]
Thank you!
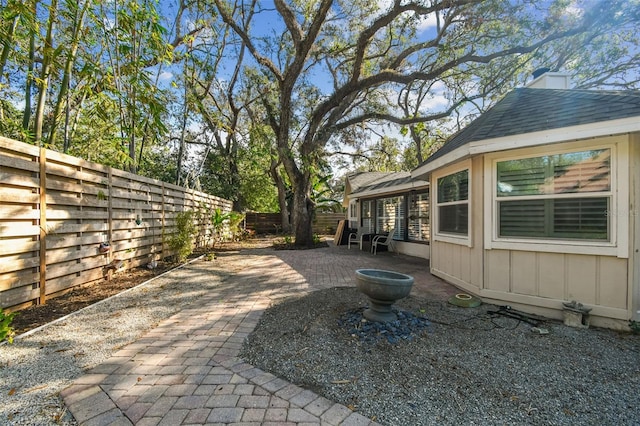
[
  {"left": 345, "top": 172, "right": 392, "bottom": 194},
  {"left": 420, "top": 88, "right": 640, "bottom": 167},
  {"left": 350, "top": 172, "right": 413, "bottom": 195}
]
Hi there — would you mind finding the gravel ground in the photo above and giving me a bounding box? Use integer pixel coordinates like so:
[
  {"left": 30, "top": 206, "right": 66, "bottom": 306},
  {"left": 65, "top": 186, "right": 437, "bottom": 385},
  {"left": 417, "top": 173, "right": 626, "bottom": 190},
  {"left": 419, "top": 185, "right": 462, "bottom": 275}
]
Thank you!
[
  {"left": 3, "top": 245, "right": 640, "bottom": 426},
  {"left": 240, "top": 287, "right": 640, "bottom": 426},
  {"left": 0, "top": 256, "right": 229, "bottom": 426}
]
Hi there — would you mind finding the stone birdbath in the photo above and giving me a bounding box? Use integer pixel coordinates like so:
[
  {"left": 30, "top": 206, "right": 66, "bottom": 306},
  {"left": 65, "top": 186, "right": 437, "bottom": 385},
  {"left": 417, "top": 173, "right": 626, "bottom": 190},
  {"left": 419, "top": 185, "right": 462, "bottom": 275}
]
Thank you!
[{"left": 355, "top": 269, "right": 414, "bottom": 322}]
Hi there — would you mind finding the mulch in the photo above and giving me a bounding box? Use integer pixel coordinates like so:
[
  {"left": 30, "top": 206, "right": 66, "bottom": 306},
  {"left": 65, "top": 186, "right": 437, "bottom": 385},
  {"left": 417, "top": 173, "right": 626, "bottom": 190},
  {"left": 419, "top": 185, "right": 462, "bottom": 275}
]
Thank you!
[{"left": 9, "top": 235, "right": 321, "bottom": 336}]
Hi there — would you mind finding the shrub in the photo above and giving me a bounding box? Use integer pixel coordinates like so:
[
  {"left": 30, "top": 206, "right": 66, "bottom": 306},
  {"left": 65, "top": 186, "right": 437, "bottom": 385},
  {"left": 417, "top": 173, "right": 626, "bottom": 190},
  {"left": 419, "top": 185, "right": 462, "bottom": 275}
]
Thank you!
[
  {"left": 228, "top": 211, "right": 245, "bottom": 241},
  {"left": 168, "top": 210, "right": 197, "bottom": 262},
  {"left": 1, "top": 308, "right": 16, "bottom": 344}
]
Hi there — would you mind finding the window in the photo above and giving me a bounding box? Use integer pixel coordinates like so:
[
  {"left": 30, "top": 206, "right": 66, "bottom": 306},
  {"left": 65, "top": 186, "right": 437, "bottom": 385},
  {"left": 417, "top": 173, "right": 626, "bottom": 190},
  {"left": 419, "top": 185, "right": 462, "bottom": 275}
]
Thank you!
[
  {"left": 436, "top": 169, "right": 469, "bottom": 236},
  {"left": 376, "top": 196, "right": 405, "bottom": 239},
  {"left": 496, "top": 149, "right": 610, "bottom": 241},
  {"left": 348, "top": 201, "right": 358, "bottom": 228},
  {"left": 361, "top": 200, "right": 374, "bottom": 234},
  {"left": 408, "top": 192, "right": 429, "bottom": 241}
]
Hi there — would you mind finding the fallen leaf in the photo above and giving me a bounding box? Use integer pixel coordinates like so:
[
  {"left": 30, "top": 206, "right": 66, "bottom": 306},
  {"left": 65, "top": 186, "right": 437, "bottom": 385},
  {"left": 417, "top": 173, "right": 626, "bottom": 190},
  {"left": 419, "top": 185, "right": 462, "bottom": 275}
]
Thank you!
[{"left": 8, "top": 388, "right": 16, "bottom": 396}]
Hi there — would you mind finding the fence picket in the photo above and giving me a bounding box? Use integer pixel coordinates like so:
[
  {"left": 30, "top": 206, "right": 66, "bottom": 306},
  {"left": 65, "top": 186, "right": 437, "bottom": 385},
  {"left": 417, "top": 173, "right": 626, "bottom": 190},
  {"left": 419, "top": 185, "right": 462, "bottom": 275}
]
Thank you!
[{"left": 0, "top": 137, "right": 232, "bottom": 312}]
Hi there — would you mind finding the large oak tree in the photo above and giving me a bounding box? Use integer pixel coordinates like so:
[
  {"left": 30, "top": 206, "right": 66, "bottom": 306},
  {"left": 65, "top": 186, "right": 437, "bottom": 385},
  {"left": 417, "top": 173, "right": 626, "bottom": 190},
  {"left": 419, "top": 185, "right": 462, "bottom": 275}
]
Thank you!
[{"left": 211, "top": 0, "right": 638, "bottom": 246}]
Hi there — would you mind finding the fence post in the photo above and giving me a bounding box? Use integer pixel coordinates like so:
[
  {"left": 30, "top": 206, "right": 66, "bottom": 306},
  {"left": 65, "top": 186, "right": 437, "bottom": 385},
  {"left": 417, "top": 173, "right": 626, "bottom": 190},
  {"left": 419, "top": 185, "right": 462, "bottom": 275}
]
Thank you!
[
  {"left": 39, "top": 148, "right": 47, "bottom": 305},
  {"left": 161, "top": 182, "right": 165, "bottom": 260},
  {"left": 106, "top": 169, "right": 113, "bottom": 279}
]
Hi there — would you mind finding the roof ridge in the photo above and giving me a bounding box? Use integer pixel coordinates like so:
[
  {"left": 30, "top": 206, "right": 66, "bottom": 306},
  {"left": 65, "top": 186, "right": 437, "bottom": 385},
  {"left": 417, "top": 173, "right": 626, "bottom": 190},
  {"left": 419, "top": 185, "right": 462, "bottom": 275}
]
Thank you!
[{"left": 415, "top": 87, "right": 640, "bottom": 169}]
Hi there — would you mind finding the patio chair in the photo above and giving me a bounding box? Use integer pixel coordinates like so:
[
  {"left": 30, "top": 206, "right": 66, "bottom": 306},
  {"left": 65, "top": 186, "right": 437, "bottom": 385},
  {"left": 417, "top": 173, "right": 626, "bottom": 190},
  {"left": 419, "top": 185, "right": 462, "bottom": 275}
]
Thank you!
[
  {"left": 371, "top": 228, "right": 395, "bottom": 255},
  {"left": 348, "top": 230, "right": 359, "bottom": 249}
]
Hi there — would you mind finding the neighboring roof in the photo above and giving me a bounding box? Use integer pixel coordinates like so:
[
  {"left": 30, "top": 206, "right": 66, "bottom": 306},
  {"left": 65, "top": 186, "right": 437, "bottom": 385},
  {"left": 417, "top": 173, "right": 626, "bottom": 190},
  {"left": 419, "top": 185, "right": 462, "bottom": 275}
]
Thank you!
[
  {"left": 343, "top": 171, "right": 428, "bottom": 204},
  {"left": 415, "top": 88, "right": 640, "bottom": 173},
  {"left": 352, "top": 172, "right": 413, "bottom": 195},
  {"left": 346, "top": 172, "right": 392, "bottom": 193}
]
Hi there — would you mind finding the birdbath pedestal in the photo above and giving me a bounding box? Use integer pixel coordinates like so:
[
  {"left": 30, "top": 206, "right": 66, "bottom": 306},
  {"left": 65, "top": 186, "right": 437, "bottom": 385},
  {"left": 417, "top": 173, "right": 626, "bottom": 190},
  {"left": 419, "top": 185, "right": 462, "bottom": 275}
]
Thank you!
[{"left": 355, "top": 269, "right": 414, "bottom": 322}]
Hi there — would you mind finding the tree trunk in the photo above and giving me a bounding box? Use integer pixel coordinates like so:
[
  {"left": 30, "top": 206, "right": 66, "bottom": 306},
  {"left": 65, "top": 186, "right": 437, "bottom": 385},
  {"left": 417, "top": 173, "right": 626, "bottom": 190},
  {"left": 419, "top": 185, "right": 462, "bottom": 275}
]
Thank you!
[
  {"left": 47, "top": 0, "right": 88, "bottom": 147},
  {"left": 34, "top": 0, "right": 59, "bottom": 146},
  {"left": 410, "top": 125, "right": 424, "bottom": 164},
  {"left": 22, "top": 32, "right": 35, "bottom": 132},
  {"left": 269, "top": 159, "right": 291, "bottom": 233},
  {"left": 229, "top": 159, "right": 244, "bottom": 212},
  {"left": 290, "top": 181, "right": 314, "bottom": 246},
  {"left": 0, "top": 15, "right": 18, "bottom": 86}
]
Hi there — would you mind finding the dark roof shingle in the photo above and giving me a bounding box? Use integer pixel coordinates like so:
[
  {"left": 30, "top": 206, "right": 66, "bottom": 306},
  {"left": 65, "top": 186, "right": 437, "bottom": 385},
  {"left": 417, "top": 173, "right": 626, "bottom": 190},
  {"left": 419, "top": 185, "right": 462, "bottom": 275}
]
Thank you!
[{"left": 420, "top": 88, "right": 640, "bottom": 166}]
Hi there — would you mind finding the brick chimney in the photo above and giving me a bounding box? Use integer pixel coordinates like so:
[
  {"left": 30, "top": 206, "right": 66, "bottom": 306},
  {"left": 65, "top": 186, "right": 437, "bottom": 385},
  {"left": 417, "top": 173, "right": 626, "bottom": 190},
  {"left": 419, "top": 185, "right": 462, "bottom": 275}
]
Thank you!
[{"left": 526, "top": 68, "right": 572, "bottom": 89}]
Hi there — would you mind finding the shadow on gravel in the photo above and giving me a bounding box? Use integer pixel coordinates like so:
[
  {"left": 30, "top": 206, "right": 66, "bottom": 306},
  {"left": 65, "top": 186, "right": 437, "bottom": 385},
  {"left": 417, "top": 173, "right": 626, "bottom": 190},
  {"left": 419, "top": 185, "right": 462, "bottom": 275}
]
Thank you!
[{"left": 240, "top": 286, "right": 640, "bottom": 426}]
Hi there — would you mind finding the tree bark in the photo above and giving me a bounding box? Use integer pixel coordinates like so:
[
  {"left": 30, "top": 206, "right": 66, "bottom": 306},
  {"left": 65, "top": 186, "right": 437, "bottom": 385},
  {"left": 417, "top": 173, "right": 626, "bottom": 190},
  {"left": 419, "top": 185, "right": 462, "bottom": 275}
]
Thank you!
[
  {"left": 34, "top": 0, "right": 59, "bottom": 146},
  {"left": 47, "top": 1, "right": 88, "bottom": 147},
  {"left": 22, "top": 31, "right": 35, "bottom": 132},
  {"left": 290, "top": 182, "right": 314, "bottom": 246},
  {"left": 269, "top": 159, "right": 291, "bottom": 233}
]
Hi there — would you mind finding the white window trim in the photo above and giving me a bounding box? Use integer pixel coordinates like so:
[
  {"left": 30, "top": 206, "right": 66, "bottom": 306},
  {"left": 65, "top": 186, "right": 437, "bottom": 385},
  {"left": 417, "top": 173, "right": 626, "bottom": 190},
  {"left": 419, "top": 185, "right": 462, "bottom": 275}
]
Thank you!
[
  {"left": 348, "top": 200, "right": 358, "bottom": 227},
  {"left": 375, "top": 195, "right": 405, "bottom": 239},
  {"left": 360, "top": 199, "right": 375, "bottom": 234},
  {"left": 433, "top": 160, "right": 472, "bottom": 247},
  {"left": 483, "top": 136, "right": 629, "bottom": 258},
  {"left": 408, "top": 191, "right": 430, "bottom": 242}
]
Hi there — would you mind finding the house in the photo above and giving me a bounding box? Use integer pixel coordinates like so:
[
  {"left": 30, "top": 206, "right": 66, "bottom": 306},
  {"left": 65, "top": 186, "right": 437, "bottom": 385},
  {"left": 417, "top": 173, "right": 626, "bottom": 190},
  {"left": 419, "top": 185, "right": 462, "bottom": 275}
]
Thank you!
[
  {"left": 411, "top": 72, "right": 640, "bottom": 328},
  {"left": 343, "top": 171, "right": 430, "bottom": 259}
]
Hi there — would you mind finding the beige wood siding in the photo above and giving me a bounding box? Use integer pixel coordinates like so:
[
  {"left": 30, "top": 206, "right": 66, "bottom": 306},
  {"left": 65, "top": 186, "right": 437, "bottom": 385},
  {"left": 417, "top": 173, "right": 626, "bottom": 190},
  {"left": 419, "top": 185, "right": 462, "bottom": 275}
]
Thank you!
[
  {"left": 630, "top": 132, "right": 640, "bottom": 320},
  {"left": 485, "top": 250, "right": 628, "bottom": 310},
  {"left": 430, "top": 156, "right": 484, "bottom": 290},
  {"left": 429, "top": 137, "right": 635, "bottom": 325}
]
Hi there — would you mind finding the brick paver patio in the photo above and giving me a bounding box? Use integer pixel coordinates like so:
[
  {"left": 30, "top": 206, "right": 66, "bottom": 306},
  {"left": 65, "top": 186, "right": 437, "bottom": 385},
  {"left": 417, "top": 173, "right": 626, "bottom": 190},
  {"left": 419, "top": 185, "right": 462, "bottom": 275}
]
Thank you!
[{"left": 61, "top": 241, "right": 458, "bottom": 425}]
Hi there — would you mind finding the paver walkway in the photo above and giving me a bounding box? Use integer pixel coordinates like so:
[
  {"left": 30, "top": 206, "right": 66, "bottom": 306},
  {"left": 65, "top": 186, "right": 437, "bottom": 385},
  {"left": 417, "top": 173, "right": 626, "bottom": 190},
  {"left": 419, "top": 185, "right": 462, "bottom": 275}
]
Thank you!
[{"left": 61, "top": 242, "right": 459, "bottom": 425}]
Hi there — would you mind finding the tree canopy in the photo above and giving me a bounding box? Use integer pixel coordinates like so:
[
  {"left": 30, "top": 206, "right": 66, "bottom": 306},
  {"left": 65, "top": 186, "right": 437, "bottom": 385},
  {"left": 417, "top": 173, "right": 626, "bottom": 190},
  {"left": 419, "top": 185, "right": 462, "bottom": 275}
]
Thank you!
[{"left": 1, "top": 0, "right": 639, "bottom": 243}]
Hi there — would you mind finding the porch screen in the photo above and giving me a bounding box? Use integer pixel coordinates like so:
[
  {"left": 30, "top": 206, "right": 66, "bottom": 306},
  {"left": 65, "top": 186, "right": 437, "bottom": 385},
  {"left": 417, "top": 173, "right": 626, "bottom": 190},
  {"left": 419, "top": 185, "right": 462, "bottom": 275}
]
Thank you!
[
  {"left": 376, "top": 196, "right": 405, "bottom": 239},
  {"left": 496, "top": 148, "right": 610, "bottom": 240}
]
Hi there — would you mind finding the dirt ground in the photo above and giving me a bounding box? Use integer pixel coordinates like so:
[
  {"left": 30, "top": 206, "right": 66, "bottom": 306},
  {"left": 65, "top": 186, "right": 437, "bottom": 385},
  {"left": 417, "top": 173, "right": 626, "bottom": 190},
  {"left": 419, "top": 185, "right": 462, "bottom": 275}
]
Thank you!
[
  {"left": 10, "top": 262, "right": 176, "bottom": 336},
  {"left": 10, "top": 236, "right": 282, "bottom": 336}
]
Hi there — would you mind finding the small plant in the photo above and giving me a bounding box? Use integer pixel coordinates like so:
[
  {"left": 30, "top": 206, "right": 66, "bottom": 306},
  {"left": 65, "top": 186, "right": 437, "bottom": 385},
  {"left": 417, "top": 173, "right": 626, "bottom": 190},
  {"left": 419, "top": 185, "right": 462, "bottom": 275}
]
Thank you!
[
  {"left": 1, "top": 308, "right": 16, "bottom": 344},
  {"left": 168, "top": 210, "right": 197, "bottom": 262},
  {"left": 211, "top": 208, "right": 231, "bottom": 249},
  {"left": 312, "top": 233, "right": 321, "bottom": 245},
  {"left": 629, "top": 320, "right": 640, "bottom": 334},
  {"left": 283, "top": 234, "right": 293, "bottom": 245},
  {"left": 228, "top": 211, "right": 245, "bottom": 241}
]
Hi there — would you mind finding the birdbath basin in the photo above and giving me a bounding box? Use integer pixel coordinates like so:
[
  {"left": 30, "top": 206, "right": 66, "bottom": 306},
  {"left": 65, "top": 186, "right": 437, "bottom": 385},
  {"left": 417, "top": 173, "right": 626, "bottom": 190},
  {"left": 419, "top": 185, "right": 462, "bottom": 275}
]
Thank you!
[{"left": 355, "top": 269, "right": 414, "bottom": 322}]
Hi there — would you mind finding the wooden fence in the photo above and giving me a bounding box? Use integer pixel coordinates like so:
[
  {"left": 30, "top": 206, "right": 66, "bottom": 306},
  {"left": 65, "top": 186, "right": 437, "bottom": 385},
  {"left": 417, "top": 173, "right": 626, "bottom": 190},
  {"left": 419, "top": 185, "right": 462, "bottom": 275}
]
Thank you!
[
  {"left": 245, "top": 212, "right": 345, "bottom": 235},
  {"left": 0, "top": 137, "right": 232, "bottom": 312}
]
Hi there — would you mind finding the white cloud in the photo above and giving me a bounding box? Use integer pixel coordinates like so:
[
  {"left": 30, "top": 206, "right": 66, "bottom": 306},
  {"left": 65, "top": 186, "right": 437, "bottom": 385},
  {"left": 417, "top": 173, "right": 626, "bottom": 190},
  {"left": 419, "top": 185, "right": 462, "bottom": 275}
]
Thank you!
[
  {"left": 406, "top": 80, "right": 450, "bottom": 112},
  {"left": 416, "top": 12, "right": 438, "bottom": 33},
  {"left": 564, "top": 1, "right": 584, "bottom": 18},
  {"left": 158, "top": 71, "right": 173, "bottom": 82}
]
